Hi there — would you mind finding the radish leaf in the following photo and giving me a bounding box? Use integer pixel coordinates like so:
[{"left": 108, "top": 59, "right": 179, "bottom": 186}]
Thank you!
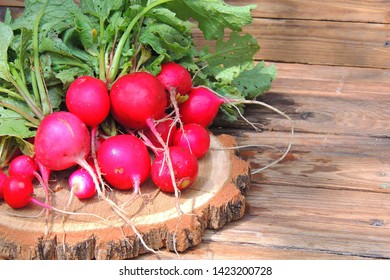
[{"left": 165, "top": 0, "right": 256, "bottom": 40}]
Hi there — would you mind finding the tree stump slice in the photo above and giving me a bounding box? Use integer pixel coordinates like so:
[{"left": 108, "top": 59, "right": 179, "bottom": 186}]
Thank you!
[{"left": 0, "top": 134, "right": 250, "bottom": 260}]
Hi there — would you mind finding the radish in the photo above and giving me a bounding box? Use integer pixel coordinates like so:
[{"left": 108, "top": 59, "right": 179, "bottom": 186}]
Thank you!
[
  {"left": 179, "top": 86, "right": 224, "bottom": 127},
  {"left": 109, "top": 71, "right": 184, "bottom": 200},
  {"left": 65, "top": 76, "right": 110, "bottom": 194},
  {"left": 33, "top": 111, "right": 98, "bottom": 224},
  {"left": 157, "top": 62, "right": 192, "bottom": 98},
  {"left": 110, "top": 72, "right": 167, "bottom": 129},
  {"left": 172, "top": 123, "right": 210, "bottom": 159},
  {"left": 2, "top": 176, "right": 52, "bottom": 209},
  {"left": 8, "top": 154, "right": 51, "bottom": 219},
  {"left": 8, "top": 155, "right": 38, "bottom": 182},
  {"left": 151, "top": 146, "right": 199, "bottom": 193},
  {"left": 34, "top": 111, "right": 91, "bottom": 171},
  {"left": 65, "top": 76, "right": 110, "bottom": 128},
  {"left": 68, "top": 168, "right": 97, "bottom": 200},
  {"left": 97, "top": 134, "right": 151, "bottom": 192},
  {"left": 3, "top": 176, "right": 35, "bottom": 209},
  {"left": 0, "top": 170, "right": 8, "bottom": 199}
]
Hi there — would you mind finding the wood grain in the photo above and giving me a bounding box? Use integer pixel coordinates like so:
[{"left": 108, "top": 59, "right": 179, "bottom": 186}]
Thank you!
[
  {"left": 226, "top": 0, "right": 390, "bottom": 24},
  {"left": 193, "top": 18, "right": 390, "bottom": 68},
  {"left": 213, "top": 63, "right": 390, "bottom": 136}
]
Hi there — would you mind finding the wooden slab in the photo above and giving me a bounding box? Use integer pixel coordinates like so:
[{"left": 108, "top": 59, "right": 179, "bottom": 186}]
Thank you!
[{"left": 0, "top": 134, "right": 250, "bottom": 260}]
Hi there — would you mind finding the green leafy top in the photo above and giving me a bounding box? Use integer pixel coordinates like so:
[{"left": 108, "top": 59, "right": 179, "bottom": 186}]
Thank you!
[{"left": 0, "top": 0, "right": 277, "bottom": 163}]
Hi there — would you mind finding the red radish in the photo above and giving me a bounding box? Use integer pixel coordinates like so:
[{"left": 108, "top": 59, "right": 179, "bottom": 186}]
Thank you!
[
  {"left": 97, "top": 134, "right": 151, "bottom": 191},
  {"left": 179, "top": 86, "right": 224, "bottom": 127},
  {"left": 34, "top": 111, "right": 91, "bottom": 171},
  {"left": 3, "top": 176, "right": 34, "bottom": 209},
  {"left": 151, "top": 146, "right": 198, "bottom": 193},
  {"left": 65, "top": 76, "right": 110, "bottom": 191},
  {"left": 8, "top": 155, "right": 51, "bottom": 213},
  {"left": 110, "top": 72, "right": 167, "bottom": 129},
  {"left": 8, "top": 155, "right": 37, "bottom": 181},
  {"left": 65, "top": 76, "right": 110, "bottom": 127},
  {"left": 0, "top": 170, "right": 8, "bottom": 199},
  {"left": 173, "top": 123, "right": 210, "bottom": 159},
  {"left": 2, "top": 176, "right": 50, "bottom": 209},
  {"left": 157, "top": 62, "right": 192, "bottom": 97},
  {"left": 141, "top": 115, "right": 177, "bottom": 150},
  {"left": 68, "top": 168, "right": 97, "bottom": 200}
]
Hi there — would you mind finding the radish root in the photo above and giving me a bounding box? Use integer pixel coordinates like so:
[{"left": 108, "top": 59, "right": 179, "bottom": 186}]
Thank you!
[{"left": 211, "top": 89, "right": 294, "bottom": 175}]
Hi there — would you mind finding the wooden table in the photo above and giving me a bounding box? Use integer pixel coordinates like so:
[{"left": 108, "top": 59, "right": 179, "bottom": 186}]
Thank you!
[{"left": 1, "top": 0, "right": 390, "bottom": 260}]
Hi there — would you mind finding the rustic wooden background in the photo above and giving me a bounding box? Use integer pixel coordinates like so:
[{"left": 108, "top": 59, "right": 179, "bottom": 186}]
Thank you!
[{"left": 1, "top": 0, "right": 390, "bottom": 260}]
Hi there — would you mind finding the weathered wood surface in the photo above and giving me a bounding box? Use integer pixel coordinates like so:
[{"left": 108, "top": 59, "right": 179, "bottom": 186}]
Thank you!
[
  {"left": 228, "top": 0, "right": 390, "bottom": 23},
  {"left": 0, "top": 135, "right": 250, "bottom": 260},
  {"left": 218, "top": 1, "right": 390, "bottom": 68}
]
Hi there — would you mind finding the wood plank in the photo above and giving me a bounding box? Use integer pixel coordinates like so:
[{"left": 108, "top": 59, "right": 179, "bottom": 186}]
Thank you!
[
  {"left": 141, "top": 236, "right": 367, "bottom": 260},
  {"left": 194, "top": 19, "right": 390, "bottom": 68},
  {"left": 213, "top": 63, "right": 390, "bottom": 137},
  {"left": 226, "top": 0, "right": 390, "bottom": 24},
  {"left": 204, "top": 184, "right": 390, "bottom": 259},
  {"left": 212, "top": 131, "right": 390, "bottom": 193}
]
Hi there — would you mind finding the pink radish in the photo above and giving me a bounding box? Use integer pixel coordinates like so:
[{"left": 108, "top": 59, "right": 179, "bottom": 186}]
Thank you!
[
  {"left": 68, "top": 168, "right": 97, "bottom": 200},
  {"left": 0, "top": 170, "right": 8, "bottom": 199},
  {"left": 8, "top": 155, "right": 38, "bottom": 182},
  {"left": 34, "top": 111, "right": 91, "bottom": 171},
  {"left": 157, "top": 62, "right": 192, "bottom": 97},
  {"left": 97, "top": 134, "right": 151, "bottom": 191},
  {"left": 173, "top": 123, "right": 210, "bottom": 159},
  {"left": 110, "top": 72, "right": 167, "bottom": 129},
  {"left": 65, "top": 76, "right": 110, "bottom": 128},
  {"left": 151, "top": 146, "right": 198, "bottom": 193},
  {"left": 33, "top": 111, "right": 98, "bottom": 220},
  {"left": 179, "top": 86, "right": 224, "bottom": 127}
]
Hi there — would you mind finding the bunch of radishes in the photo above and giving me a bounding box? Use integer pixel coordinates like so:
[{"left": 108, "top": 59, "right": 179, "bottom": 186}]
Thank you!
[{"left": 0, "top": 62, "right": 230, "bottom": 212}]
